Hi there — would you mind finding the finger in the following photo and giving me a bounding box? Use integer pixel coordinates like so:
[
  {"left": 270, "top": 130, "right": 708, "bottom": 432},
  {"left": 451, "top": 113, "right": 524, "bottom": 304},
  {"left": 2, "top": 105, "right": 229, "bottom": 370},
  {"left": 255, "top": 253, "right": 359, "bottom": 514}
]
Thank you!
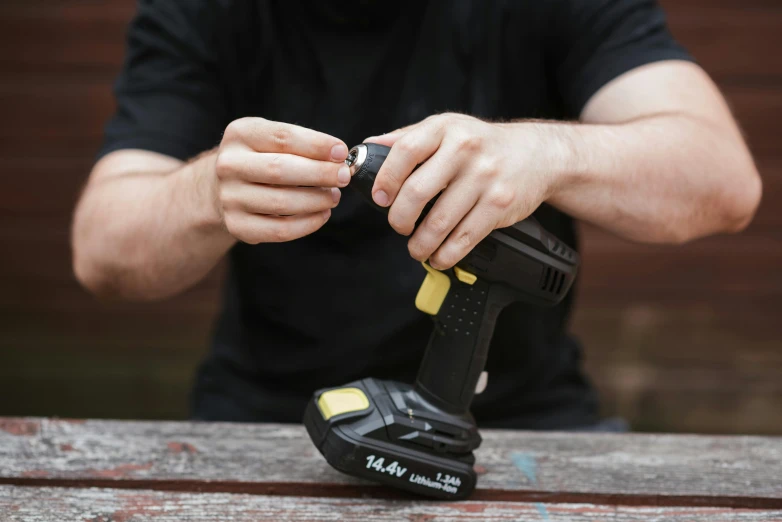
[
  {"left": 428, "top": 203, "right": 497, "bottom": 270},
  {"left": 371, "top": 122, "right": 445, "bottom": 208},
  {"left": 227, "top": 209, "right": 332, "bottom": 244},
  {"left": 387, "top": 146, "right": 457, "bottom": 236},
  {"left": 406, "top": 176, "right": 481, "bottom": 263},
  {"left": 226, "top": 117, "right": 348, "bottom": 162},
  {"left": 218, "top": 150, "right": 350, "bottom": 187},
  {"left": 222, "top": 183, "right": 340, "bottom": 216}
]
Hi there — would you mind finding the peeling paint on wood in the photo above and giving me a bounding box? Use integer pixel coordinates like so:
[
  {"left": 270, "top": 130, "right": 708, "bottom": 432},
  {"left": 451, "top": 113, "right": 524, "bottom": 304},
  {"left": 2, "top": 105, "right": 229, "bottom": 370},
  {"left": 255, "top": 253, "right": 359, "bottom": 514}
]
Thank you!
[
  {"left": 1, "top": 486, "right": 781, "bottom": 522},
  {"left": 0, "top": 419, "right": 40, "bottom": 436},
  {"left": 0, "top": 418, "right": 780, "bottom": 510}
]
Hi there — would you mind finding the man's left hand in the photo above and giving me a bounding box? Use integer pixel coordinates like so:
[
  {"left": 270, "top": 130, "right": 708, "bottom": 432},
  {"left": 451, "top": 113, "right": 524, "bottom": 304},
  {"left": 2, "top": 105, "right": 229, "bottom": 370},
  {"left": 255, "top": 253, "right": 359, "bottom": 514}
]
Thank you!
[{"left": 366, "top": 113, "right": 569, "bottom": 270}]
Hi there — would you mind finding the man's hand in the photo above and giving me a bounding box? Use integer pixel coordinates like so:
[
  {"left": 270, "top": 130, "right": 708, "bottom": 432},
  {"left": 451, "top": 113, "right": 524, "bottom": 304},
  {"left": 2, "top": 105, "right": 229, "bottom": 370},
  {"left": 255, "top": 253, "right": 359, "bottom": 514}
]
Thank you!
[
  {"left": 73, "top": 118, "right": 351, "bottom": 300},
  {"left": 367, "top": 114, "right": 564, "bottom": 270},
  {"left": 367, "top": 63, "right": 762, "bottom": 269},
  {"left": 216, "top": 118, "right": 350, "bottom": 244}
]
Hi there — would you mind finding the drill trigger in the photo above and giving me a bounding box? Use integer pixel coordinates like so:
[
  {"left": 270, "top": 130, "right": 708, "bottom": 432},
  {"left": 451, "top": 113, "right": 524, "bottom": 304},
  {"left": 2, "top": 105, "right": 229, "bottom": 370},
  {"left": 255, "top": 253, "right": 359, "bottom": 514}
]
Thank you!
[{"left": 415, "top": 262, "right": 451, "bottom": 316}]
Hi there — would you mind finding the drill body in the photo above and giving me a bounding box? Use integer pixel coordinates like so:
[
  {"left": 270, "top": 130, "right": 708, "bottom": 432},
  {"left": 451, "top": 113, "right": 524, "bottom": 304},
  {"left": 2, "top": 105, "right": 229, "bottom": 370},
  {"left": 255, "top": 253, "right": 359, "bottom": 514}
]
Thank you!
[{"left": 303, "top": 143, "right": 579, "bottom": 499}]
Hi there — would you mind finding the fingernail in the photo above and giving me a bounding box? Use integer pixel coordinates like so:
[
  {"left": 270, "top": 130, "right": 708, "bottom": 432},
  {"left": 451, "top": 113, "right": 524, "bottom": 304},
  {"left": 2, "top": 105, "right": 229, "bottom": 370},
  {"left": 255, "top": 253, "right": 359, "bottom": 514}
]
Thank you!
[
  {"left": 331, "top": 143, "right": 348, "bottom": 161},
  {"left": 331, "top": 187, "right": 341, "bottom": 204},
  {"left": 337, "top": 166, "right": 350, "bottom": 187},
  {"left": 322, "top": 209, "right": 332, "bottom": 219},
  {"left": 364, "top": 136, "right": 378, "bottom": 142},
  {"left": 373, "top": 190, "right": 389, "bottom": 207}
]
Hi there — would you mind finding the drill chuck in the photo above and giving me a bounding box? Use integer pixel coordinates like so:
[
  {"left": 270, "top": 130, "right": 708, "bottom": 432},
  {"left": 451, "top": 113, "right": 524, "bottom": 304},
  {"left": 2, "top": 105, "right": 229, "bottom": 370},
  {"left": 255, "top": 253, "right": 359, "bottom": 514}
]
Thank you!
[
  {"left": 345, "top": 143, "right": 390, "bottom": 210},
  {"left": 345, "top": 144, "right": 366, "bottom": 172}
]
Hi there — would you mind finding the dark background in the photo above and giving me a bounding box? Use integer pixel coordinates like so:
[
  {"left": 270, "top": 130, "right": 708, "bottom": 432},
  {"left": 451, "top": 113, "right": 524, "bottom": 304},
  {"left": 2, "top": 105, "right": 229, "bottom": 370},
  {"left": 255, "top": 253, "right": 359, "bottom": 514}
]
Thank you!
[{"left": 0, "top": 0, "right": 780, "bottom": 434}]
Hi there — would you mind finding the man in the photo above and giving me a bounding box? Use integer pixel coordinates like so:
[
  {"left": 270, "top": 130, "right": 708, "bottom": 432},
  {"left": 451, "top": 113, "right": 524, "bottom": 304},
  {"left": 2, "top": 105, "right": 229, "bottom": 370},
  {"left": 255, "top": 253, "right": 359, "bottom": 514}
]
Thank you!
[{"left": 72, "top": 0, "right": 761, "bottom": 429}]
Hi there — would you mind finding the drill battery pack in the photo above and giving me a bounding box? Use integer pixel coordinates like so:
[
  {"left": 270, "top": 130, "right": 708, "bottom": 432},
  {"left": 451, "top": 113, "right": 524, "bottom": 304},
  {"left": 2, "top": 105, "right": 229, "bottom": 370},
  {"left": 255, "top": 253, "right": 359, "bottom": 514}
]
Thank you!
[{"left": 304, "top": 378, "right": 479, "bottom": 499}]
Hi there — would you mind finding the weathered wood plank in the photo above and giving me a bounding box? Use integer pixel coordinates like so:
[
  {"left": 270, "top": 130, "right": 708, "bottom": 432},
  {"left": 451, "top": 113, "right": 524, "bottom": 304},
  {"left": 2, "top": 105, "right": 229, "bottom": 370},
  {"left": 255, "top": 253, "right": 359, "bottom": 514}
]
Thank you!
[
  {"left": 2, "top": 486, "right": 781, "bottom": 522},
  {"left": 0, "top": 419, "right": 780, "bottom": 509}
]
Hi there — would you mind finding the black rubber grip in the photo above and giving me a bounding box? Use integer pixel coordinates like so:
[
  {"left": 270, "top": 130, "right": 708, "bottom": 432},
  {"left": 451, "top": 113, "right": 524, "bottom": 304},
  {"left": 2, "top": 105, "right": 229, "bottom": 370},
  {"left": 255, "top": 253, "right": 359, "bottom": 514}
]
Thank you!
[{"left": 414, "top": 275, "right": 516, "bottom": 414}]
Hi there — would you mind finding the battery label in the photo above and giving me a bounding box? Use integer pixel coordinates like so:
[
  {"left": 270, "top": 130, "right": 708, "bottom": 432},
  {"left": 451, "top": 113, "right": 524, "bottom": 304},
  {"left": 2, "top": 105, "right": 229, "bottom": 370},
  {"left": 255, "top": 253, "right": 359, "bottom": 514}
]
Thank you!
[
  {"left": 365, "top": 454, "right": 408, "bottom": 478},
  {"left": 364, "top": 454, "right": 463, "bottom": 495},
  {"left": 409, "top": 472, "right": 462, "bottom": 495}
]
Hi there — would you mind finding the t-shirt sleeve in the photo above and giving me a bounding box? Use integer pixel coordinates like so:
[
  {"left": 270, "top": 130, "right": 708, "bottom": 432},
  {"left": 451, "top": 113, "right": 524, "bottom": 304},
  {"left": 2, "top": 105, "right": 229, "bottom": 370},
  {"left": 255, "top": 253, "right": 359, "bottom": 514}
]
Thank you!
[
  {"left": 98, "top": 0, "right": 227, "bottom": 161},
  {"left": 547, "top": 0, "right": 694, "bottom": 118}
]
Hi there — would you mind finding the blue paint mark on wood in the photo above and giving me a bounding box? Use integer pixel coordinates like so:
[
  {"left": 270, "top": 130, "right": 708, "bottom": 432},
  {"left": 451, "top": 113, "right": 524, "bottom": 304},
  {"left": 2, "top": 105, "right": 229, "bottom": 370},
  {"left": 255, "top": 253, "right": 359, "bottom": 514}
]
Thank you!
[
  {"left": 535, "top": 503, "right": 550, "bottom": 520},
  {"left": 510, "top": 452, "right": 537, "bottom": 484}
]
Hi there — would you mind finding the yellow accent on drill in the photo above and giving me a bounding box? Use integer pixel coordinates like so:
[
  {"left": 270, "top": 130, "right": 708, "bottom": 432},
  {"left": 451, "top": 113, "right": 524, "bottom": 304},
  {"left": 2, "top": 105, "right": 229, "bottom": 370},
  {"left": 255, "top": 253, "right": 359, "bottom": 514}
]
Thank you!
[
  {"left": 454, "top": 266, "right": 477, "bottom": 285},
  {"left": 317, "top": 388, "right": 370, "bottom": 420},
  {"left": 415, "top": 262, "right": 451, "bottom": 316}
]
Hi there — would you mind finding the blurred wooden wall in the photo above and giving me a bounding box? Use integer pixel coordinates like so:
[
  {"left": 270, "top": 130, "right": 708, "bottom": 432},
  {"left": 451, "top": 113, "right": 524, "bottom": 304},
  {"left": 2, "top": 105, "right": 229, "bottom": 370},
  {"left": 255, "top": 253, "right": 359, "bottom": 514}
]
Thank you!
[{"left": 0, "top": 0, "right": 779, "bottom": 434}]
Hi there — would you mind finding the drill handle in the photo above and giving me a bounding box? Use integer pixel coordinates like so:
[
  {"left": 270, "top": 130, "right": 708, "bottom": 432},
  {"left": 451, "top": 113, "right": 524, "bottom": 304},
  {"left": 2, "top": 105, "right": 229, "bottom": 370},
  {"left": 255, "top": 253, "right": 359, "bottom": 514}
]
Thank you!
[{"left": 414, "top": 271, "right": 516, "bottom": 415}]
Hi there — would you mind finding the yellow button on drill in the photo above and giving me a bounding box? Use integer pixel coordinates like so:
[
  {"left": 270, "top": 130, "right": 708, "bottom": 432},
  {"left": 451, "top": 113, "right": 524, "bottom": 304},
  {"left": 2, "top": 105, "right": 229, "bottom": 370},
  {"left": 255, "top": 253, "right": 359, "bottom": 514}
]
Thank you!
[
  {"left": 454, "top": 266, "right": 477, "bottom": 285},
  {"left": 415, "top": 263, "right": 451, "bottom": 315},
  {"left": 317, "top": 388, "right": 370, "bottom": 420}
]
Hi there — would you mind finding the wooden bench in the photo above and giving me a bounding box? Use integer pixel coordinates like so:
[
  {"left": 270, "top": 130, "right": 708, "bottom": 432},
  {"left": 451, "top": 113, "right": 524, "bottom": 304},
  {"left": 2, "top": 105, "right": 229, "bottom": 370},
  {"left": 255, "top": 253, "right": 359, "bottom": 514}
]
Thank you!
[{"left": 1, "top": 417, "right": 780, "bottom": 520}]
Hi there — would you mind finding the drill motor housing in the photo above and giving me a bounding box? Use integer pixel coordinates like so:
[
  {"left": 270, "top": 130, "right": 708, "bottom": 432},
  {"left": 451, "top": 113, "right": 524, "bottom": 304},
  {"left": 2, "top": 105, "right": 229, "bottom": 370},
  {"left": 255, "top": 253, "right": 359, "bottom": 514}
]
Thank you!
[{"left": 303, "top": 143, "right": 579, "bottom": 499}]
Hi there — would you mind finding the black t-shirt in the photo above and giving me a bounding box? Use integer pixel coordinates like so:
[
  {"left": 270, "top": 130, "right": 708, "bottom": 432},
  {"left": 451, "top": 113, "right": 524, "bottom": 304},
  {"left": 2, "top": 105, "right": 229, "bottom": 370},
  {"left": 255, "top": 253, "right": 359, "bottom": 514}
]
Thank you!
[{"left": 100, "top": 0, "right": 691, "bottom": 429}]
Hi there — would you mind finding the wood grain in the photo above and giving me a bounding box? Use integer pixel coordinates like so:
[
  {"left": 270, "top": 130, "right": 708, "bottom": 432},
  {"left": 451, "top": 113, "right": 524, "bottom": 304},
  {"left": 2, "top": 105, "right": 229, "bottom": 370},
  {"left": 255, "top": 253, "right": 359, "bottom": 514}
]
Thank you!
[
  {"left": 2, "top": 486, "right": 781, "bottom": 522},
  {"left": 0, "top": 419, "right": 780, "bottom": 509}
]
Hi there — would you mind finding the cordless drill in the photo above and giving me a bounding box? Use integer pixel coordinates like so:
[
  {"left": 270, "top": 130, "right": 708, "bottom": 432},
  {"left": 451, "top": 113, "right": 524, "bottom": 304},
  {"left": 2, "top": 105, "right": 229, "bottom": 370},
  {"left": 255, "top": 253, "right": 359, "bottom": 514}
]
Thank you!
[{"left": 303, "top": 143, "right": 579, "bottom": 499}]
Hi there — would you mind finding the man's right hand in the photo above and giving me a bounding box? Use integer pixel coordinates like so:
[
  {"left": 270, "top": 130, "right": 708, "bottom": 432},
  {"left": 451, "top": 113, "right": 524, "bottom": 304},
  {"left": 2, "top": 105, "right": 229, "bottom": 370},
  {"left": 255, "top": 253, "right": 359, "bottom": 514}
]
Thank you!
[
  {"left": 215, "top": 118, "right": 351, "bottom": 244},
  {"left": 73, "top": 118, "right": 351, "bottom": 300}
]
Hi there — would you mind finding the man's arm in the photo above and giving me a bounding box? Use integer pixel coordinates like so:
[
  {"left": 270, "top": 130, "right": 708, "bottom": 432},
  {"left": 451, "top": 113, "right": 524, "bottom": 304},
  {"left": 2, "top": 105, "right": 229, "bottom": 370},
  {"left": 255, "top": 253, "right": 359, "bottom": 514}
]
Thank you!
[
  {"left": 72, "top": 119, "right": 350, "bottom": 300},
  {"left": 367, "top": 61, "right": 762, "bottom": 269},
  {"left": 72, "top": 149, "right": 232, "bottom": 301},
  {"left": 549, "top": 60, "right": 761, "bottom": 244}
]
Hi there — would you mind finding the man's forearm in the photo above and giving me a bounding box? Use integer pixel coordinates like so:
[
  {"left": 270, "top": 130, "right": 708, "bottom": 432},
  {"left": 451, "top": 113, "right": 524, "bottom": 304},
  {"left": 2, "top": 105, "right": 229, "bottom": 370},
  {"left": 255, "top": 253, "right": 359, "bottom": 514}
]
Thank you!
[
  {"left": 538, "top": 113, "right": 761, "bottom": 244},
  {"left": 72, "top": 150, "right": 236, "bottom": 300}
]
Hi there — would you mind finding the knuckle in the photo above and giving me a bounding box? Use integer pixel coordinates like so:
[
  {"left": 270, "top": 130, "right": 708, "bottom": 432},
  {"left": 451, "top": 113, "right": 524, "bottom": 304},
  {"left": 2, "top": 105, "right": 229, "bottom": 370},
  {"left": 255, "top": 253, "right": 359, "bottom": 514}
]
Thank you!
[
  {"left": 387, "top": 212, "right": 410, "bottom": 236},
  {"left": 269, "top": 125, "right": 292, "bottom": 151},
  {"left": 426, "top": 213, "right": 451, "bottom": 236},
  {"left": 217, "top": 184, "right": 234, "bottom": 207},
  {"left": 430, "top": 251, "right": 454, "bottom": 270},
  {"left": 428, "top": 113, "right": 449, "bottom": 127},
  {"left": 223, "top": 213, "right": 238, "bottom": 234},
  {"left": 264, "top": 154, "right": 285, "bottom": 184},
  {"left": 215, "top": 151, "right": 239, "bottom": 180},
  {"left": 456, "top": 133, "right": 483, "bottom": 153},
  {"left": 406, "top": 178, "right": 429, "bottom": 202},
  {"left": 476, "top": 158, "right": 499, "bottom": 179},
  {"left": 243, "top": 234, "right": 262, "bottom": 246},
  {"left": 269, "top": 223, "right": 293, "bottom": 243},
  {"left": 395, "top": 135, "right": 419, "bottom": 157},
  {"left": 434, "top": 240, "right": 468, "bottom": 269},
  {"left": 407, "top": 240, "right": 429, "bottom": 262},
  {"left": 266, "top": 192, "right": 287, "bottom": 216},
  {"left": 453, "top": 228, "right": 475, "bottom": 251},
  {"left": 214, "top": 153, "right": 230, "bottom": 179},
  {"left": 227, "top": 215, "right": 259, "bottom": 245},
  {"left": 223, "top": 119, "right": 244, "bottom": 141},
  {"left": 487, "top": 185, "right": 515, "bottom": 210}
]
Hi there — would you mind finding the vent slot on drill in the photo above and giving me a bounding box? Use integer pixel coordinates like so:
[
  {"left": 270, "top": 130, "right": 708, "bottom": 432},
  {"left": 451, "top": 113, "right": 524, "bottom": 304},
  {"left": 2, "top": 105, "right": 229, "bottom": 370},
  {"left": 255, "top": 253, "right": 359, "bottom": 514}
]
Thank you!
[
  {"left": 541, "top": 266, "right": 551, "bottom": 290},
  {"left": 541, "top": 267, "right": 565, "bottom": 295}
]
